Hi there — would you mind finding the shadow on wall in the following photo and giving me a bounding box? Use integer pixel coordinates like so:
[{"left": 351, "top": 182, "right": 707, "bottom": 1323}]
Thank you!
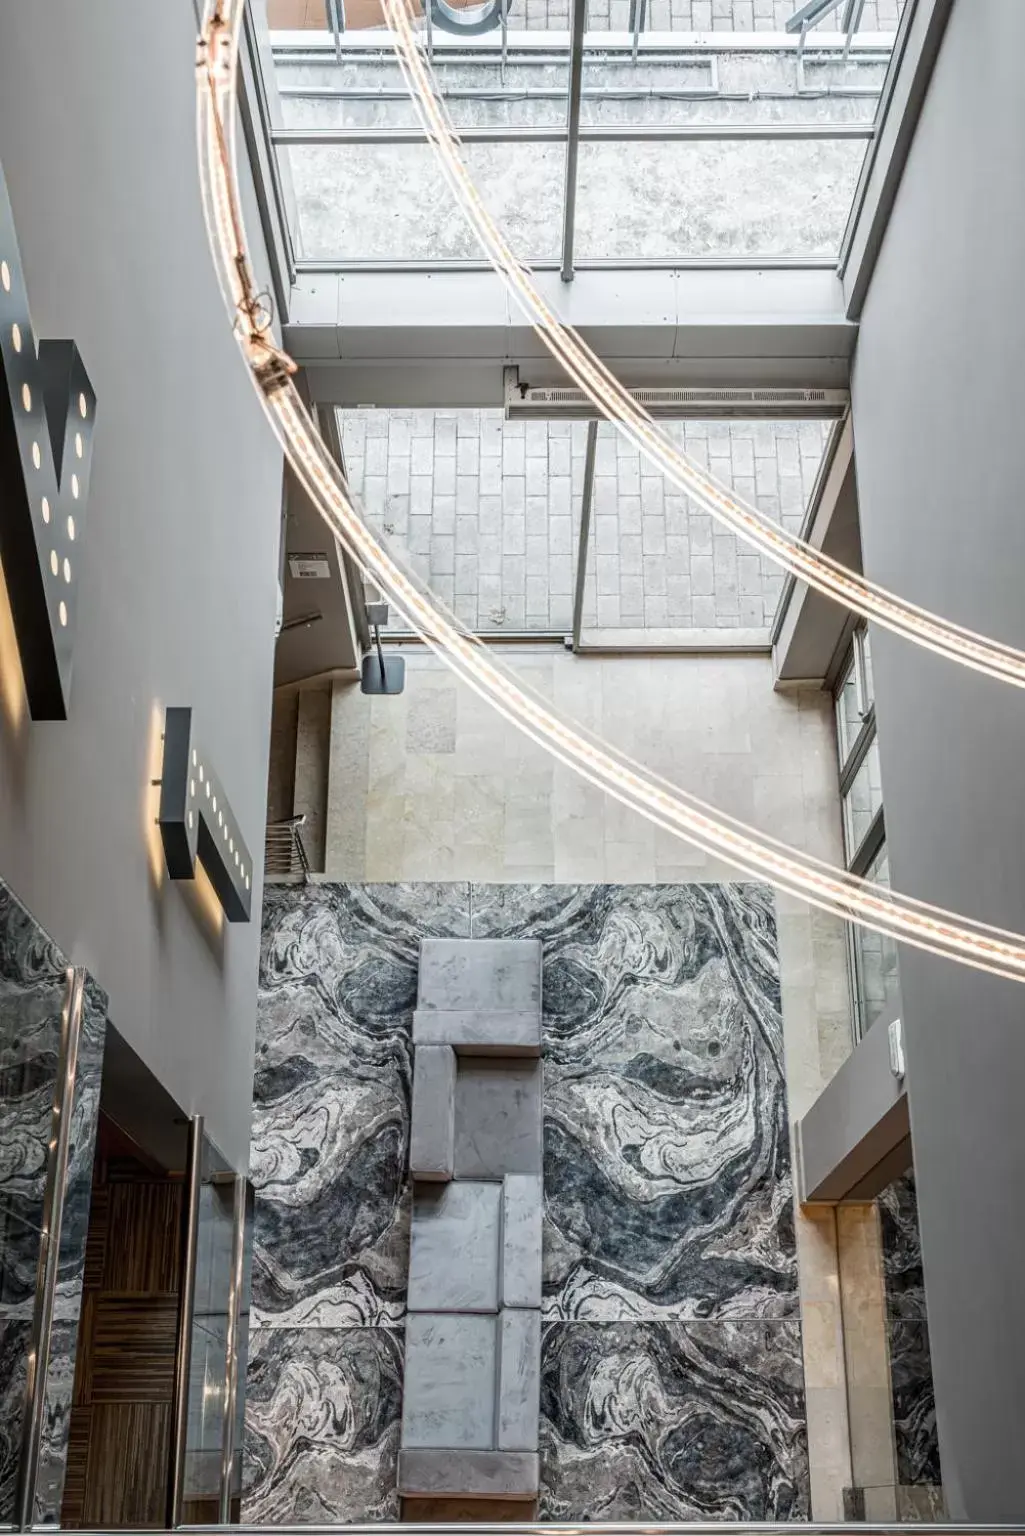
[{"left": 243, "top": 880, "right": 808, "bottom": 1522}]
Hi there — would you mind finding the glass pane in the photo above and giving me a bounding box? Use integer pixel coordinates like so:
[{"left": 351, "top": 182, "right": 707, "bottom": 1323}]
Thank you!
[
  {"left": 861, "top": 623, "right": 875, "bottom": 708},
  {"left": 284, "top": 142, "right": 563, "bottom": 262},
  {"left": 842, "top": 734, "right": 883, "bottom": 859},
  {"left": 851, "top": 841, "right": 900, "bottom": 1039},
  {"left": 835, "top": 649, "right": 862, "bottom": 767},
  {"left": 579, "top": 417, "right": 829, "bottom": 639},
  {"left": 341, "top": 408, "right": 588, "bottom": 634},
  {"left": 182, "top": 1142, "right": 236, "bottom": 1525},
  {"left": 574, "top": 138, "right": 868, "bottom": 261}
]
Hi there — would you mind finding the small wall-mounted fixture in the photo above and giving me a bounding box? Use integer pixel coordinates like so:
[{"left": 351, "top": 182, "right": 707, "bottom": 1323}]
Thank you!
[
  {"left": 0, "top": 158, "right": 96, "bottom": 720},
  {"left": 158, "top": 707, "right": 252, "bottom": 923},
  {"left": 361, "top": 600, "right": 405, "bottom": 696}
]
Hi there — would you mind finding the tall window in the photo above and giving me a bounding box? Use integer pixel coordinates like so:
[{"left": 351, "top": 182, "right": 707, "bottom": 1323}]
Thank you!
[{"left": 835, "top": 626, "right": 900, "bottom": 1040}]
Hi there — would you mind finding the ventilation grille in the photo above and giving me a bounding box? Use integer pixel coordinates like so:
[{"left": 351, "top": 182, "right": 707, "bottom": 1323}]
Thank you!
[{"left": 504, "top": 377, "right": 849, "bottom": 420}]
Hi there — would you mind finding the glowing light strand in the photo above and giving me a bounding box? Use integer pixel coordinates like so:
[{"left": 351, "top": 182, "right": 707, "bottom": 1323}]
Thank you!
[
  {"left": 196, "top": 0, "right": 1025, "bottom": 986},
  {"left": 372, "top": 0, "right": 1025, "bottom": 694}
]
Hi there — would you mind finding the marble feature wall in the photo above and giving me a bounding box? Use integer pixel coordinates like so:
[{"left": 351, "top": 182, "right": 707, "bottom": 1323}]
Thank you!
[
  {"left": 879, "top": 1174, "right": 942, "bottom": 1496},
  {"left": 246, "top": 880, "right": 808, "bottom": 1522},
  {"left": 0, "top": 879, "right": 105, "bottom": 1524}
]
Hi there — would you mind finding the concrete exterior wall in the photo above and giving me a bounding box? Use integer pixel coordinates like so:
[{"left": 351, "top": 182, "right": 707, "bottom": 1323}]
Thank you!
[
  {"left": 849, "top": 0, "right": 1025, "bottom": 1517},
  {"left": 0, "top": 1, "right": 283, "bottom": 1171}
]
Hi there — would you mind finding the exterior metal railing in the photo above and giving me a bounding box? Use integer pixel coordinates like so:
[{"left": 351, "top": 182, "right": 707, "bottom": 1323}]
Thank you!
[{"left": 264, "top": 814, "right": 312, "bottom": 882}]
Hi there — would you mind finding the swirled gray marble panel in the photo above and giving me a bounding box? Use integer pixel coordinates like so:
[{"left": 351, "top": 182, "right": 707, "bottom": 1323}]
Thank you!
[
  {"left": 470, "top": 884, "right": 795, "bottom": 1320},
  {"left": 539, "top": 1319, "right": 808, "bottom": 1520},
  {"left": 0, "top": 879, "right": 106, "bottom": 1523},
  {"left": 880, "top": 1174, "right": 941, "bottom": 1489},
  {"left": 252, "top": 884, "right": 470, "bottom": 1326},
  {"left": 243, "top": 1327, "right": 402, "bottom": 1522}
]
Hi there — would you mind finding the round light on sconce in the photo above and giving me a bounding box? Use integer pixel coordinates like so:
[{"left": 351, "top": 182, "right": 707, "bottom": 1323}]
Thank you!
[
  {"left": 188, "top": 810, "right": 194, "bottom": 830},
  {"left": 11, "top": 323, "right": 21, "bottom": 352},
  {"left": 50, "top": 550, "right": 58, "bottom": 576},
  {"left": 67, "top": 514, "right": 75, "bottom": 540},
  {"left": 190, "top": 778, "right": 196, "bottom": 798},
  {"left": 41, "top": 497, "right": 50, "bottom": 525},
  {"left": 31, "top": 441, "right": 40, "bottom": 470},
  {"left": 71, "top": 474, "right": 80, "bottom": 500},
  {"left": 78, "top": 392, "right": 87, "bottom": 419},
  {"left": 0, "top": 260, "right": 10, "bottom": 292},
  {"left": 217, "top": 809, "right": 222, "bottom": 826},
  {"left": 222, "top": 823, "right": 228, "bottom": 841},
  {"left": 21, "top": 384, "right": 31, "bottom": 413},
  {"left": 234, "top": 850, "right": 239, "bottom": 867},
  {"left": 205, "top": 780, "right": 210, "bottom": 798},
  {"left": 245, "top": 875, "right": 250, "bottom": 891},
  {"left": 63, "top": 558, "right": 71, "bottom": 584},
  {"left": 58, "top": 601, "right": 67, "bottom": 627},
  {"left": 192, "top": 749, "right": 197, "bottom": 767},
  {"left": 75, "top": 432, "right": 83, "bottom": 459},
  {"left": 229, "top": 837, "right": 234, "bottom": 854}
]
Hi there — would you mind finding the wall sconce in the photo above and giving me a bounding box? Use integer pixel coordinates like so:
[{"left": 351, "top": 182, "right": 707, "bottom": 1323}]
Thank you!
[
  {"left": 158, "top": 707, "right": 252, "bottom": 923},
  {"left": 0, "top": 159, "right": 96, "bottom": 720}
]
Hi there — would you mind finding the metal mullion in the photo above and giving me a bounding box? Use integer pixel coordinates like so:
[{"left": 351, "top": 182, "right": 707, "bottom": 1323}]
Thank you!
[
  {"left": 295, "top": 254, "right": 841, "bottom": 272},
  {"left": 167, "top": 1116, "right": 204, "bottom": 1530},
  {"left": 837, "top": 0, "right": 919, "bottom": 277},
  {"left": 838, "top": 708, "right": 876, "bottom": 798},
  {"left": 15, "top": 967, "right": 86, "bottom": 1531},
  {"left": 848, "top": 803, "right": 886, "bottom": 880},
  {"left": 631, "top": 0, "right": 646, "bottom": 64},
  {"left": 572, "top": 421, "right": 598, "bottom": 651},
  {"left": 218, "top": 1174, "right": 248, "bottom": 1525},
  {"left": 272, "top": 122, "right": 873, "bottom": 144},
  {"left": 561, "top": 0, "right": 587, "bottom": 283}
]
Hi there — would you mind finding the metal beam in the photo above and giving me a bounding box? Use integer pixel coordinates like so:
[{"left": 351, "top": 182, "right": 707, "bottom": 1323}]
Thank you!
[
  {"left": 839, "top": 0, "right": 953, "bottom": 318},
  {"left": 561, "top": 0, "right": 587, "bottom": 283},
  {"left": 572, "top": 421, "right": 598, "bottom": 648},
  {"left": 286, "top": 265, "right": 857, "bottom": 401}
]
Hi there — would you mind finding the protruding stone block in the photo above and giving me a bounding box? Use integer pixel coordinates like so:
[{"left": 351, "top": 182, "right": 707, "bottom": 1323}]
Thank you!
[
  {"left": 501, "top": 1173, "right": 543, "bottom": 1309},
  {"left": 398, "top": 1449, "right": 540, "bottom": 1499},
  {"left": 410, "top": 1044, "right": 456, "bottom": 1181},
  {"left": 497, "top": 1308, "right": 541, "bottom": 1452},
  {"left": 402, "top": 1314, "right": 497, "bottom": 1450},
  {"left": 418, "top": 938, "right": 542, "bottom": 1014},
  {"left": 409, "top": 1181, "right": 501, "bottom": 1313},
  {"left": 455, "top": 1061, "right": 542, "bottom": 1179},
  {"left": 413, "top": 1008, "right": 541, "bottom": 1057}
]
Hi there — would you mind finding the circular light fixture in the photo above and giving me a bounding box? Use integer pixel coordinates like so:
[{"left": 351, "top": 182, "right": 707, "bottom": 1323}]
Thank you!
[
  {"left": 75, "top": 432, "right": 83, "bottom": 459},
  {"left": 190, "top": 778, "right": 196, "bottom": 798},
  {"left": 71, "top": 474, "right": 80, "bottom": 500},
  {"left": 41, "top": 497, "right": 50, "bottom": 524},
  {"left": 195, "top": 0, "right": 1025, "bottom": 986},
  {"left": 79, "top": 392, "right": 87, "bottom": 419},
  {"left": 21, "top": 383, "right": 31, "bottom": 413},
  {"left": 11, "top": 322, "right": 21, "bottom": 352},
  {"left": 63, "top": 558, "right": 71, "bottom": 584},
  {"left": 31, "top": 441, "right": 40, "bottom": 470},
  {"left": 188, "top": 810, "right": 194, "bottom": 830},
  {"left": 49, "top": 550, "right": 58, "bottom": 576},
  {"left": 67, "top": 514, "right": 75, "bottom": 540},
  {"left": 58, "top": 600, "right": 67, "bottom": 627},
  {"left": 0, "top": 260, "right": 9, "bottom": 292}
]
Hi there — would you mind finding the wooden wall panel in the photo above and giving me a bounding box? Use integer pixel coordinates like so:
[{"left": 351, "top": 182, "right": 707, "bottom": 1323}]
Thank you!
[{"left": 84, "top": 1402, "right": 171, "bottom": 1528}]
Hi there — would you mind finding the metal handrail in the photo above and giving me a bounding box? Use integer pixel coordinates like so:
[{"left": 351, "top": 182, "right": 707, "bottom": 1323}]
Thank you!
[
  {"left": 182, "top": 1524, "right": 1021, "bottom": 1534},
  {"left": 264, "top": 814, "right": 312, "bottom": 881}
]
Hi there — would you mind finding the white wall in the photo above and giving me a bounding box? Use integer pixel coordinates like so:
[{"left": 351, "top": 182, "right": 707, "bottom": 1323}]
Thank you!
[
  {"left": 850, "top": 0, "right": 1025, "bottom": 1517},
  {"left": 0, "top": 1, "right": 283, "bottom": 1170}
]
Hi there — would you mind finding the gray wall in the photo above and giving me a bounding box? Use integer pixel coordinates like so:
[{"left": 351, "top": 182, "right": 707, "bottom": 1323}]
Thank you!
[
  {"left": 0, "top": 1, "right": 283, "bottom": 1172},
  {"left": 850, "top": 0, "right": 1025, "bottom": 1518}
]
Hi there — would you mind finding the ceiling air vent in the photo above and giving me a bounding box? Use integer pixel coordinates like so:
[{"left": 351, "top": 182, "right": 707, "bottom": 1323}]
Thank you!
[{"left": 503, "top": 369, "right": 849, "bottom": 421}]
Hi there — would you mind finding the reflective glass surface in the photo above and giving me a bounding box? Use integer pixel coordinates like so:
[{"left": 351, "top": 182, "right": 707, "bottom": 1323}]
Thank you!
[
  {"left": 850, "top": 840, "right": 900, "bottom": 1038},
  {"left": 842, "top": 732, "right": 882, "bottom": 859}
]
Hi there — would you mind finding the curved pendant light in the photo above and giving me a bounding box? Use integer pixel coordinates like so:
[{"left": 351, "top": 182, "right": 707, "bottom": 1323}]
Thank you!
[{"left": 195, "top": 0, "right": 1025, "bottom": 987}]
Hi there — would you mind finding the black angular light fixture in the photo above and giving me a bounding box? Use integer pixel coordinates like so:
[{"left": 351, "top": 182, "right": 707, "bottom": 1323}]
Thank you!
[
  {"left": 157, "top": 707, "right": 252, "bottom": 923},
  {"left": 0, "top": 158, "right": 96, "bottom": 720}
]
